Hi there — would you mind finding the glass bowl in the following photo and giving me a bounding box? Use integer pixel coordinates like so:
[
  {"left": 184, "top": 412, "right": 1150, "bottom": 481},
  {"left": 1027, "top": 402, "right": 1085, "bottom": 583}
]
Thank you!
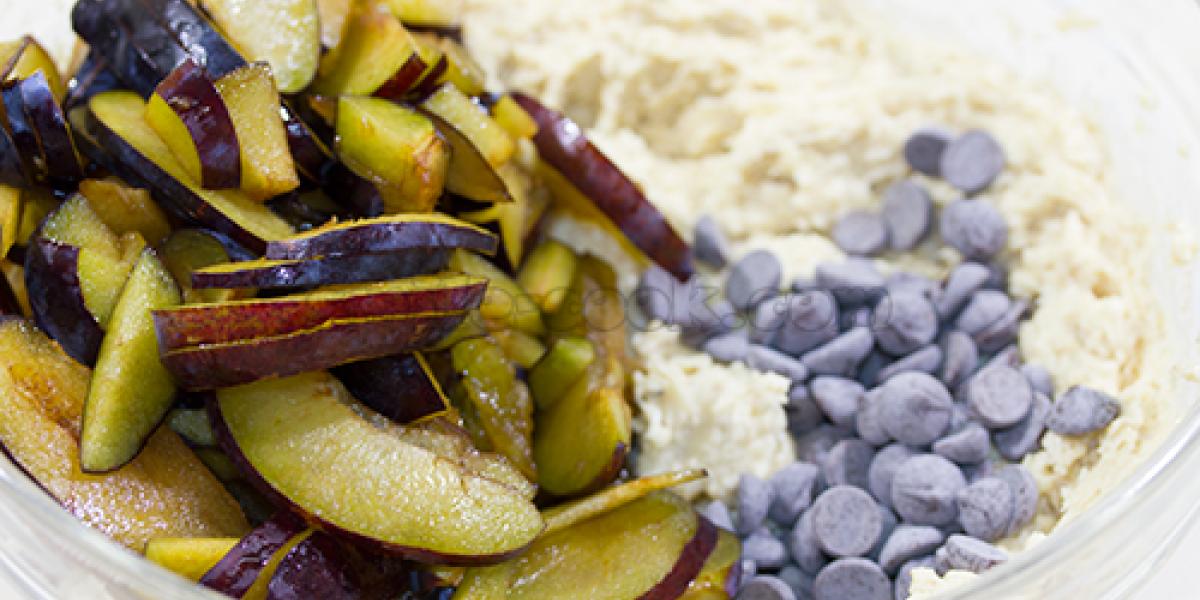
[{"left": 2, "top": 0, "right": 1200, "bottom": 598}]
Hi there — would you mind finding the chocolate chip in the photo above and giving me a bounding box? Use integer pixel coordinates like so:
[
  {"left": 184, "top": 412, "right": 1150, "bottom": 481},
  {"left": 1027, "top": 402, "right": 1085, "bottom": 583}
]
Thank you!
[
  {"left": 774, "top": 291, "right": 841, "bottom": 356},
  {"left": 939, "top": 199, "right": 1008, "bottom": 261},
  {"left": 728, "top": 250, "right": 784, "bottom": 311},
  {"left": 636, "top": 265, "right": 686, "bottom": 324},
  {"left": 992, "top": 392, "right": 1050, "bottom": 461},
  {"left": 811, "top": 376, "right": 865, "bottom": 428},
  {"left": 904, "top": 127, "right": 953, "bottom": 176},
  {"left": 877, "top": 345, "right": 943, "bottom": 383},
  {"left": 882, "top": 180, "right": 934, "bottom": 251},
  {"left": 940, "top": 534, "right": 1008, "bottom": 573},
  {"left": 933, "top": 262, "right": 991, "bottom": 320},
  {"left": 870, "top": 504, "right": 898, "bottom": 562},
  {"left": 788, "top": 383, "right": 825, "bottom": 435},
  {"left": 932, "top": 423, "right": 990, "bottom": 465},
  {"left": 769, "top": 462, "right": 820, "bottom": 526},
  {"left": 954, "top": 290, "right": 1011, "bottom": 336},
  {"left": 788, "top": 509, "right": 829, "bottom": 574},
  {"left": 751, "top": 296, "right": 791, "bottom": 345},
  {"left": 1020, "top": 364, "right": 1054, "bottom": 398},
  {"left": 834, "top": 211, "right": 889, "bottom": 256},
  {"left": 705, "top": 331, "right": 751, "bottom": 363},
  {"left": 890, "top": 454, "right": 967, "bottom": 526},
  {"left": 795, "top": 425, "right": 854, "bottom": 466},
  {"left": 748, "top": 345, "right": 811, "bottom": 382},
  {"left": 700, "top": 500, "right": 735, "bottom": 532},
  {"left": 682, "top": 298, "right": 739, "bottom": 348},
  {"left": 878, "top": 525, "right": 944, "bottom": 575},
  {"left": 939, "top": 331, "right": 979, "bottom": 389},
  {"left": 879, "top": 372, "right": 954, "bottom": 447},
  {"left": 885, "top": 271, "right": 937, "bottom": 298},
  {"left": 737, "top": 473, "right": 775, "bottom": 536},
  {"left": 994, "top": 464, "right": 1038, "bottom": 535},
  {"left": 738, "top": 576, "right": 798, "bottom": 600},
  {"left": 966, "top": 365, "right": 1033, "bottom": 429},
  {"left": 744, "top": 527, "right": 791, "bottom": 570},
  {"left": 867, "top": 443, "right": 915, "bottom": 509},
  {"left": 813, "top": 559, "right": 891, "bottom": 600},
  {"left": 955, "top": 477, "right": 1014, "bottom": 542},
  {"left": 1046, "top": 386, "right": 1121, "bottom": 436},
  {"left": 940, "top": 130, "right": 1005, "bottom": 194},
  {"left": 694, "top": 215, "right": 731, "bottom": 268},
  {"left": 856, "top": 388, "right": 891, "bottom": 446},
  {"left": 778, "top": 566, "right": 814, "bottom": 600},
  {"left": 801, "top": 327, "right": 875, "bottom": 377},
  {"left": 872, "top": 292, "right": 939, "bottom": 356},
  {"left": 973, "top": 298, "right": 1028, "bottom": 354},
  {"left": 810, "top": 486, "right": 883, "bottom": 558},
  {"left": 816, "top": 259, "right": 886, "bottom": 306},
  {"left": 823, "top": 439, "right": 876, "bottom": 490}
]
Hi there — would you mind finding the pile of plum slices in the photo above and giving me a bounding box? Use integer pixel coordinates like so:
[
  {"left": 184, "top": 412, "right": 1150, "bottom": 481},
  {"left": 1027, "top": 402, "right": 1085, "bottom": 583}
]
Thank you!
[{"left": 0, "top": 0, "right": 727, "bottom": 598}]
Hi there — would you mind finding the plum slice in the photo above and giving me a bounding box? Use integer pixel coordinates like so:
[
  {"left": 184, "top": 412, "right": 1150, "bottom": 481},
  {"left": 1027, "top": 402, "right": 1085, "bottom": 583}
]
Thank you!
[
  {"left": 336, "top": 96, "right": 448, "bottom": 214},
  {"left": 514, "top": 93, "right": 695, "bottom": 281},
  {"left": 12, "top": 71, "right": 85, "bottom": 187},
  {"left": 155, "top": 273, "right": 487, "bottom": 350},
  {"left": 680, "top": 526, "right": 742, "bottom": 600},
  {"left": 25, "top": 195, "right": 144, "bottom": 364},
  {"left": 145, "top": 537, "right": 239, "bottom": 582},
  {"left": 79, "top": 178, "right": 173, "bottom": 245},
  {"left": 488, "top": 94, "right": 539, "bottom": 141},
  {"left": 72, "top": 91, "right": 294, "bottom": 253},
  {"left": 0, "top": 319, "right": 248, "bottom": 550},
  {"left": 448, "top": 337, "right": 537, "bottom": 482},
  {"left": 266, "top": 212, "right": 497, "bottom": 260},
  {"left": 215, "top": 63, "right": 301, "bottom": 201},
  {"left": 210, "top": 371, "right": 544, "bottom": 564},
  {"left": 490, "top": 328, "right": 546, "bottom": 370},
  {"left": 418, "top": 84, "right": 515, "bottom": 204},
  {"left": 528, "top": 336, "right": 594, "bottom": 410},
  {"left": 199, "top": 0, "right": 320, "bottom": 94},
  {"left": 145, "top": 58, "right": 241, "bottom": 189},
  {"left": 386, "top": 0, "right": 462, "bottom": 28},
  {"left": 81, "top": 250, "right": 182, "bottom": 473},
  {"left": 63, "top": 51, "right": 123, "bottom": 111},
  {"left": 265, "top": 531, "right": 360, "bottom": 600},
  {"left": 457, "top": 491, "right": 717, "bottom": 599},
  {"left": 200, "top": 511, "right": 309, "bottom": 597},
  {"left": 0, "top": 35, "right": 64, "bottom": 99},
  {"left": 450, "top": 249, "right": 545, "bottom": 336},
  {"left": 0, "top": 185, "right": 19, "bottom": 261},
  {"left": 190, "top": 251, "right": 454, "bottom": 289},
  {"left": 313, "top": 0, "right": 422, "bottom": 97},
  {"left": 160, "top": 228, "right": 253, "bottom": 304},
  {"left": 333, "top": 352, "right": 451, "bottom": 424},
  {"left": 541, "top": 469, "right": 708, "bottom": 535}
]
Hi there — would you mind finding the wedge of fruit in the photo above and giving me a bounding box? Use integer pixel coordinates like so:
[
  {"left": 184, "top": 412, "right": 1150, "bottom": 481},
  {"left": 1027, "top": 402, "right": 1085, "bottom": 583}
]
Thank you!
[
  {"left": 81, "top": 250, "right": 182, "bottom": 472},
  {"left": 533, "top": 376, "right": 630, "bottom": 497},
  {"left": 144, "top": 58, "right": 241, "bottom": 189},
  {"left": 216, "top": 63, "right": 301, "bottom": 201},
  {"left": 155, "top": 274, "right": 486, "bottom": 350},
  {"left": 313, "top": 0, "right": 420, "bottom": 97},
  {"left": 541, "top": 469, "right": 707, "bottom": 536},
  {"left": 265, "top": 213, "right": 498, "bottom": 260},
  {"left": 514, "top": 93, "right": 694, "bottom": 281},
  {"left": 78, "top": 178, "right": 172, "bottom": 244},
  {"left": 455, "top": 491, "right": 717, "bottom": 600},
  {"left": 419, "top": 84, "right": 514, "bottom": 204},
  {"left": 449, "top": 337, "right": 537, "bottom": 482},
  {"left": 14, "top": 186, "right": 55, "bottom": 247},
  {"left": 386, "top": 0, "right": 461, "bottom": 27},
  {"left": 0, "top": 116, "right": 27, "bottom": 187},
  {"left": 266, "top": 530, "right": 360, "bottom": 600},
  {"left": 405, "top": 32, "right": 447, "bottom": 99},
  {"left": 450, "top": 249, "right": 544, "bottom": 336},
  {"left": 333, "top": 352, "right": 450, "bottom": 424},
  {"left": 71, "top": 91, "right": 294, "bottom": 253},
  {"left": 199, "top": 0, "right": 320, "bottom": 93},
  {"left": 0, "top": 185, "right": 20, "bottom": 260},
  {"left": 63, "top": 51, "right": 122, "bottom": 111},
  {"left": 0, "top": 319, "right": 248, "bottom": 549},
  {"left": 316, "top": 0, "right": 352, "bottom": 49},
  {"left": 680, "top": 526, "right": 742, "bottom": 600},
  {"left": 145, "top": 537, "right": 239, "bottom": 582},
  {"left": 160, "top": 228, "right": 253, "bottom": 304},
  {"left": 490, "top": 328, "right": 546, "bottom": 370},
  {"left": 336, "top": 96, "right": 447, "bottom": 214},
  {"left": 431, "top": 36, "right": 484, "bottom": 98},
  {"left": 528, "top": 336, "right": 594, "bottom": 411},
  {"left": 0, "top": 35, "right": 64, "bottom": 99},
  {"left": 4, "top": 71, "right": 84, "bottom": 187},
  {"left": 488, "top": 94, "right": 538, "bottom": 141},
  {"left": 25, "top": 195, "right": 143, "bottom": 364},
  {"left": 211, "top": 371, "right": 544, "bottom": 564},
  {"left": 518, "top": 239, "right": 577, "bottom": 315},
  {"left": 200, "top": 511, "right": 309, "bottom": 597},
  {"left": 190, "top": 252, "right": 454, "bottom": 290}
]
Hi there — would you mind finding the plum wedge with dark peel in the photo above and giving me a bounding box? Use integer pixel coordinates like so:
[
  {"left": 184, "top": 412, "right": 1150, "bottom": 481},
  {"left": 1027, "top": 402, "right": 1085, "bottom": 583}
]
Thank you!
[
  {"left": 313, "top": 0, "right": 421, "bottom": 97},
  {"left": 81, "top": 249, "right": 182, "bottom": 473},
  {"left": 680, "top": 525, "right": 742, "bottom": 599},
  {"left": 155, "top": 274, "right": 487, "bottom": 350},
  {"left": 265, "top": 213, "right": 498, "bottom": 260},
  {"left": 456, "top": 491, "right": 717, "bottom": 599},
  {"left": 71, "top": 91, "right": 294, "bottom": 253},
  {"left": 0, "top": 319, "right": 249, "bottom": 550},
  {"left": 514, "top": 93, "right": 694, "bottom": 281},
  {"left": 198, "top": 0, "right": 320, "bottom": 94},
  {"left": 200, "top": 511, "right": 309, "bottom": 597},
  {"left": 215, "top": 63, "right": 301, "bottom": 201},
  {"left": 210, "top": 371, "right": 544, "bottom": 564},
  {"left": 449, "top": 337, "right": 537, "bottom": 482},
  {"left": 336, "top": 96, "right": 448, "bottom": 214},
  {"left": 265, "top": 531, "right": 360, "bottom": 600},
  {"left": 190, "top": 251, "right": 454, "bottom": 290},
  {"left": 418, "top": 84, "right": 514, "bottom": 204},
  {"left": 145, "top": 537, "right": 239, "bottom": 582},
  {"left": 333, "top": 352, "right": 451, "bottom": 424},
  {"left": 12, "top": 71, "right": 84, "bottom": 187},
  {"left": 0, "top": 35, "right": 64, "bottom": 99},
  {"left": 145, "top": 58, "right": 241, "bottom": 189},
  {"left": 160, "top": 228, "right": 254, "bottom": 304}
]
